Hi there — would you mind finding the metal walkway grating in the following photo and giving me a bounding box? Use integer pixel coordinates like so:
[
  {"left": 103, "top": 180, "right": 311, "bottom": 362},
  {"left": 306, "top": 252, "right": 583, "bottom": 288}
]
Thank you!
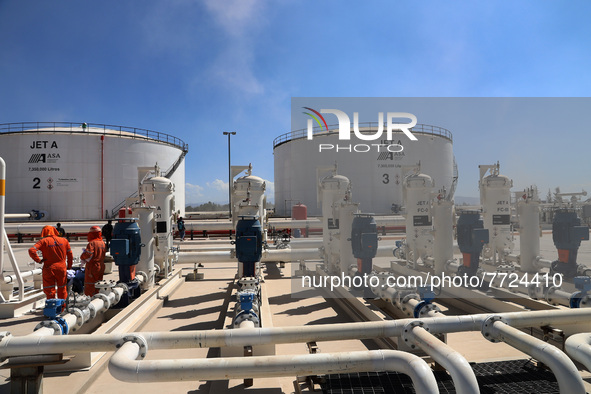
[{"left": 320, "top": 359, "right": 560, "bottom": 394}]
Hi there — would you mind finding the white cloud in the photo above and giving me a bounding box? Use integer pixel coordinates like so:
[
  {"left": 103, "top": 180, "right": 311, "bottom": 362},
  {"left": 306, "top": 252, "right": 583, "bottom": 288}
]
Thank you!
[
  {"left": 202, "top": 0, "right": 264, "bottom": 38},
  {"left": 185, "top": 182, "right": 204, "bottom": 202},
  {"left": 201, "top": 0, "right": 267, "bottom": 96},
  {"left": 263, "top": 179, "right": 274, "bottom": 203},
  {"left": 207, "top": 179, "right": 229, "bottom": 191}
]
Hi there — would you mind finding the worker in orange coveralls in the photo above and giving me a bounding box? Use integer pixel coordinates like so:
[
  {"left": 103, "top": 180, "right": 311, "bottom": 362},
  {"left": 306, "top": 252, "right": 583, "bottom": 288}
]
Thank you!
[
  {"left": 28, "top": 225, "right": 73, "bottom": 300},
  {"left": 80, "top": 226, "right": 107, "bottom": 296}
]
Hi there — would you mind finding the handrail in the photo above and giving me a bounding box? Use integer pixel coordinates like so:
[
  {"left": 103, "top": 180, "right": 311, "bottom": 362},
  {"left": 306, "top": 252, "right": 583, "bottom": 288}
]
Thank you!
[
  {"left": 0, "top": 122, "right": 189, "bottom": 153},
  {"left": 273, "top": 122, "right": 452, "bottom": 148}
]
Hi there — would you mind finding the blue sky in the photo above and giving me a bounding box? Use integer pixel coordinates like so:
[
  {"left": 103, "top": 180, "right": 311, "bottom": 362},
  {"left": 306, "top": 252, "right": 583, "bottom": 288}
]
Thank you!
[{"left": 1, "top": 1, "right": 591, "bottom": 204}]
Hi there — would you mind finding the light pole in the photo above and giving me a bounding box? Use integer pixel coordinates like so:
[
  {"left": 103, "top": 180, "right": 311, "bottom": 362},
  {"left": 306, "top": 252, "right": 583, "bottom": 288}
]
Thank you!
[{"left": 223, "top": 132, "right": 236, "bottom": 219}]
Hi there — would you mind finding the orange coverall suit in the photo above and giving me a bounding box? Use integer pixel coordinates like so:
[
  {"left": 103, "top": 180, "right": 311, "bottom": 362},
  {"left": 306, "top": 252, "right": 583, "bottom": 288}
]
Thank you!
[
  {"left": 81, "top": 231, "right": 106, "bottom": 296},
  {"left": 28, "top": 226, "right": 73, "bottom": 300}
]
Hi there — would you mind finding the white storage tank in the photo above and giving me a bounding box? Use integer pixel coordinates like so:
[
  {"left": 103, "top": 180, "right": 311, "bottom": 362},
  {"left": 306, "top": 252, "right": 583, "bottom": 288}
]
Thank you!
[
  {"left": 0, "top": 122, "right": 187, "bottom": 220},
  {"left": 274, "top": 124, "right": 455, "bottom": 216}
]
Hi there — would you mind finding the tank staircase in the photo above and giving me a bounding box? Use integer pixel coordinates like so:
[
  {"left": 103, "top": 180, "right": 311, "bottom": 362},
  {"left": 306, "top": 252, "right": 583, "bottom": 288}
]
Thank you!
[{"left": 108, "top": 149, "right": 187, "bottom": 219}]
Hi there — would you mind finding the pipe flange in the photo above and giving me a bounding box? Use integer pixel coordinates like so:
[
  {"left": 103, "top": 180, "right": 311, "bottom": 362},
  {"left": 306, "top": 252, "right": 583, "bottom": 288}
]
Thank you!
[
  {"left": 92, "top": 293, "right": 111, "bottom": 312},
  {"left": 482, "top": 316, "right": 504, "bottom": 343},
  {"left": 34, "top": 320, "right": 62, "bottom": 335},
  {"left": 233, "top": 310, "right": 260, "bottom": 328},
  {"left": 136, "top": 271, "right": 148, "bottom": 284},
  {"left": 70, "top": 307, "right": 85, "bottom": 331},
  {"left": 116, "top": 282, "right": 130, "bottom": 293},
  {"left": 401, "top": 293, "right": 420, "bottom": 304},
  {"left": 546, "top": 286, "right": 559, "bottom": 305},
  {"left": 95, "top": 280, "right": 116, "bottom": 292},
  {"left": 415, "top": 302, "right": 441, "bottom": 318},
  {"left": 118, "top": 334, "right": 148, "bottom": 360},
  {"left": 401, "top": 320, "right": 428, "bottom": 349},
  {"left": 527, "top": 283, "right": 540, "bottom": 299},
  {"left": 87, "top": 301, "right": 97, "bottom": 320}
]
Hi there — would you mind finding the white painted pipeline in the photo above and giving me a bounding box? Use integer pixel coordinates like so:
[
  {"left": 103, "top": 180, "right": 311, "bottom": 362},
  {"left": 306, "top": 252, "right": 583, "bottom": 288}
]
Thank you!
[
  {"left": 177, "top": 248, "right": 323, "bottom": 264},
  {"left": 174, "top": 216, "right": 404, "bottom": 232},
  {"left": 535, "top": 257, "right": 553, "bottom": 270},
  {"left": 4, "top": 308, "right": 591, "bottom": 358},
  {"left": 3, "top": 268, "right": 42, "bottom": 284},
  {"left": 238, "top": 320, "right": 256, "bottom": 329},
  {"left": 262, "top": 248, "right": 322, "bottom": 262},
  {"left": 565, "top": 333, "right": 591, "bottom": 372},
  {"left": 3, "top": 222, "right": 106, "bottom": 235},
  {"left": 403, "top": 298, "right": 443, "bottom": 318},
  {"left": 5, "top": 213, "right": 33, "bottom": 220},
  {"left": 177, "top": 251, "right": 232, "bottom": 264},
  {"left": 409, "top": 326, "right": 479, "bottom": 394},
  {"left": 31, "top": 285, "right": 127, "bottom": 336},
  {"left": 108, "top": 345, "right": 439, "bottom": 393},
  {"left": 0, "top": 157, "right": 5, "bottom": 275},
  {"left": 488, "top": 320, "right": 585, "bottom": 394}
]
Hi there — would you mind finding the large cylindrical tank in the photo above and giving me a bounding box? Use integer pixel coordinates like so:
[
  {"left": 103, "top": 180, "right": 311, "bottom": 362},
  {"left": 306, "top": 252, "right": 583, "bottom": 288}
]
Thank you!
[
  {"left": 404, "top": 173, "right": 434, "bottom": 263},
  {"left": 480, "top": 167, "right": 513, "bottom": 262},
  {"left": 273, "top": 125, "right": 454, "bottom": 216},
  {"left": 0, "top": 123, "right": 187, "bottom": 220},
  {"left": 141, "top": 176, "right": 175, "bottom": 273}
]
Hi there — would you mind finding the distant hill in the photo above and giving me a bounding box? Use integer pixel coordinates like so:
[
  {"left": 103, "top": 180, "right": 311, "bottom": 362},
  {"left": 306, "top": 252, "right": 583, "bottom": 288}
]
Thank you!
[{"left": 454, "top": 196, "right": 480, "bottom": 206}]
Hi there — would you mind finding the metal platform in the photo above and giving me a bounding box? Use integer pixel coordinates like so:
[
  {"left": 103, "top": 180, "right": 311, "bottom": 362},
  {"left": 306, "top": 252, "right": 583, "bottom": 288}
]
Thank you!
[{"left": 320, "top": 359, "right": 560, "bottom": 394}]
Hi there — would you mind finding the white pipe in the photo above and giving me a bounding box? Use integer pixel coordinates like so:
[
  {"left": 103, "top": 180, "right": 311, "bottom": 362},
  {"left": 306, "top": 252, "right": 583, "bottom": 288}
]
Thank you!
[
  {"left": 409, "top": 326, "right": 479, "bottom": 394},
  {"left": 1, "top": 216, "right": 407, "bottom": 236},
  {"left": 177, "top": 248, "right": 323, "bottom": 264},
  {"left": 238, "top": 320, "right": 256, "bottom": 329},
  {"left": 31, "top": 285, "right": 125, "bottom": 336},
  {"left": 0, "top": 156, "right": 5, "bottom": 275},
  {"left": 565, "top": 333, "right": 591, "bottom": 372},
  {"left": 4, "top": 308, "right": 591, "bottom": 358},
  {"left": 5, "top": 213, "right": 33, "bottom": 219},
  {"left": 488, "top": 320, "right": 585, "bottom": 394},
  {"left": 109, "top": 345, "right": 439, "bottom": 393},
  {"left": 177, "top": 251, "right": 232, "bottom": 264},
  {"left": 535, "top": 257, "right": 553, "bottom": 269},
  {"left": 3, "top": 268, "right": 42, "bottom": 284},
  {"left": 262, "top": 248, "right": 322, "bottom": 262}
]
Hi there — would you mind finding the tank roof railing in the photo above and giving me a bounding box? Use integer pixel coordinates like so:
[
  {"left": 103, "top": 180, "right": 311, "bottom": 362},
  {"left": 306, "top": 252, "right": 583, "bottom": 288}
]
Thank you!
[
  {"left": 0, "top": 122, "right": 189, "bottom": 153},
  {"left": 273, "top": 122, "right": 452, "bottom": 148}
]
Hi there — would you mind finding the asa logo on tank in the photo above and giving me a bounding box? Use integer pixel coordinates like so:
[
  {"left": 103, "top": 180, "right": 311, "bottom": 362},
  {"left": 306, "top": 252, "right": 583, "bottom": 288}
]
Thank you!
[
  {"left": 29, "top": 140, "right": 61, "bottom": 164},
  {"left": 302, "top": 107, "right": 417, "bottom": 153}
]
